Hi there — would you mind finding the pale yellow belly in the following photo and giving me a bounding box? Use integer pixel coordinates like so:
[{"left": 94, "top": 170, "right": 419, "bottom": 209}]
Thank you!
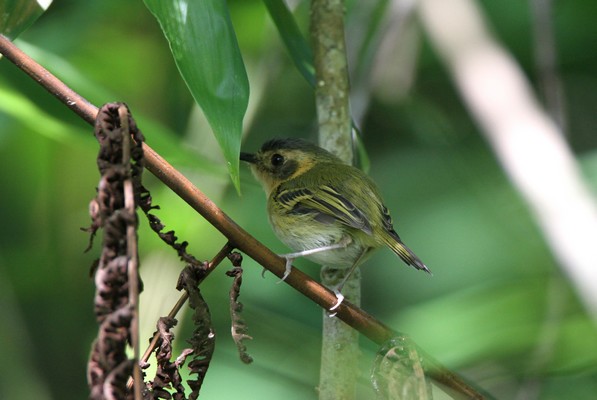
[{"left": 269, "top": 211, "right": 372, "bottom": 268}]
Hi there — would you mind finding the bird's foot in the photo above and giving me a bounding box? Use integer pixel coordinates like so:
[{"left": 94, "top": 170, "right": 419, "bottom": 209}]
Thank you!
[
  {"left": 275, "top": 255, "right": 294, "bottom": 284},
  {"left": 327, "top": 289, "right": 345, "bottom": 317}
]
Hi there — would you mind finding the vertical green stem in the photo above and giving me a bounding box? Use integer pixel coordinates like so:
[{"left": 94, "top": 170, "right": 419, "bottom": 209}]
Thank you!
[
  {"left": 310, "top": 1, "right": 359, "bottom": 399},
  {"left": 311, "top": 0, "right": 353, "bottom": 164}
]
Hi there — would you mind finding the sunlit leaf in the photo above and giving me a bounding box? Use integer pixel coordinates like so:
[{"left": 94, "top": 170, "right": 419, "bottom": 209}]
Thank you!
[
  {"left": 144, "top": 0, "right": 249, "bottom": 192},
  {"left": 0, "top": 0, "right": 52, "bottom": 40}
]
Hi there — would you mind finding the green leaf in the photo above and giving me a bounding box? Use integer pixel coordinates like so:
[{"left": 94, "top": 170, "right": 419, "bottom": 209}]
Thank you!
[
  {"left": 144, "top": 0, "right": 249, "bottom": 192},
  {"left": 262, "top": 0, "right": 315, "bottom": 87},
  {"left": 0, "top": 0, "right": 52, "bottom": 40},
  {"left": 372, "top": 337, "right": 432, "bottom": 400}
]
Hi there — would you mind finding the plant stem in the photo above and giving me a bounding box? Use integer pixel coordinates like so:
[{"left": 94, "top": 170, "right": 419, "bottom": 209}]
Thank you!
[
  {"left": 310, "top": 1, "right": 359, "bottom": 399},
  {"left": 311, "top": 0, "right": 353, "bottom": 164}
]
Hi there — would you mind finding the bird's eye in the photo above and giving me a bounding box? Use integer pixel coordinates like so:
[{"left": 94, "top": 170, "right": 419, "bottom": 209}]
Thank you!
[{"left": 271, "top": 153, "right": 285, "bottom": 166}]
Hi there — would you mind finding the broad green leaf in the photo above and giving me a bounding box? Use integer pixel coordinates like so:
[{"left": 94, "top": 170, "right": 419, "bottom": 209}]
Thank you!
[
  {"left": 0, "top": 0, "right": 52, "bottom": 40},
  {"left": 262, "top": 0, "right": 315, "bottom": 87},
  {"left": 144, "top": 0, "right": 249, "bottom": 192}
]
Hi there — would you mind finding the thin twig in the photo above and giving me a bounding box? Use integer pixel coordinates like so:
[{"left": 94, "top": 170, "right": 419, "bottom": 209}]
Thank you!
[
  {"left": 139, "top": 242, "right": 233, "bottom": 366},
  {"left": 0, "top": 35, "right": 490, "bottom": 399}
]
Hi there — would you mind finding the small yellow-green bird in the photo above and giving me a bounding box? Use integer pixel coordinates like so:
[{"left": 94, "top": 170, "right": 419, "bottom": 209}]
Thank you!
[{"left": 240, "top": 138, "right": 429, "bottom": 304}]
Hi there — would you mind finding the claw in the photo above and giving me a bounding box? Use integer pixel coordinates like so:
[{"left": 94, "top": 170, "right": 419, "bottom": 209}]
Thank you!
[
  {"left": 275, "top": 256, "right": 293, "bottom": 284},
  {"left": 329, "top": 289, "right": 344, "bottom": 311}
]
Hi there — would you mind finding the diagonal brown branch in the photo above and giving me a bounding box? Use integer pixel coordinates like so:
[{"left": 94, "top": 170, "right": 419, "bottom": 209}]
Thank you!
[{"left": 0, "top": 34, "right": 490, "bottom": 400}]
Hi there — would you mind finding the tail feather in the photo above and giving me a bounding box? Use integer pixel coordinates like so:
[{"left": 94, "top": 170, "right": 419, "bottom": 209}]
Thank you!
[{"left": 382, "top": 231, "right": 431, "bottom": 274}]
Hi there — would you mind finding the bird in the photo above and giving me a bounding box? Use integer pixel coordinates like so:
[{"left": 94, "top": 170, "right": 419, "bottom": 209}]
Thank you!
[{"left": 240, "top": 138, "right": 430, "bottom": 308}]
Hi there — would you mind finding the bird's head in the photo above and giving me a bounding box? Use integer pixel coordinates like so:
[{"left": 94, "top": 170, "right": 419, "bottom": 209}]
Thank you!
[{"left": 240, "top": 138, "right": 341, "bottom": 195}]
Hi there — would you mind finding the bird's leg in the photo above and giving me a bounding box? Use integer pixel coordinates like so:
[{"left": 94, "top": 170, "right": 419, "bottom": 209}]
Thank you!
[
  {"left": 329, "top": 248, "right": 369, "bottom": 312},
  {"left": 276, "top": 237, "right": 352, "bottom": 283}
]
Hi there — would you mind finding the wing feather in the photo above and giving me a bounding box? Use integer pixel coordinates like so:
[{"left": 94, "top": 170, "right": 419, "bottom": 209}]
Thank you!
[{"left": 274, "top": 185, "right": 373, "bottom": 235}]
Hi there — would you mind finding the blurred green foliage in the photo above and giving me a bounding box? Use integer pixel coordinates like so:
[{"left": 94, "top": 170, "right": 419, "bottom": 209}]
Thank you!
[{"left": 1, "top": 0, "right": 596, "bottom": 399}]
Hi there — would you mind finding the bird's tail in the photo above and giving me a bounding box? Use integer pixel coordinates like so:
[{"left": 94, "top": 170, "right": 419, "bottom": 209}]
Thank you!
[{"left": 382, "top": 231, "right": 431, "bottom": 274}]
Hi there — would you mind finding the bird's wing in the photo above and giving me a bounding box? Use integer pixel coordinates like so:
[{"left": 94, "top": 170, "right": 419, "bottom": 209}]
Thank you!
[{"left": 274, "top": 185, "right": 373, "bottom": 235}]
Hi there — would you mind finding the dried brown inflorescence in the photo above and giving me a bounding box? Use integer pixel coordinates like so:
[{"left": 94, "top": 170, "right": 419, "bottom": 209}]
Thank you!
[{"left": 85, "top": 103, "right": 250, "bottom": 400}]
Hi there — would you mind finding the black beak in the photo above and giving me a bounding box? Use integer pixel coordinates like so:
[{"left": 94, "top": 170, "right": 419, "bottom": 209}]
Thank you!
[{"left": 240, "top": 152, "right": 257, "bottom": 164}]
